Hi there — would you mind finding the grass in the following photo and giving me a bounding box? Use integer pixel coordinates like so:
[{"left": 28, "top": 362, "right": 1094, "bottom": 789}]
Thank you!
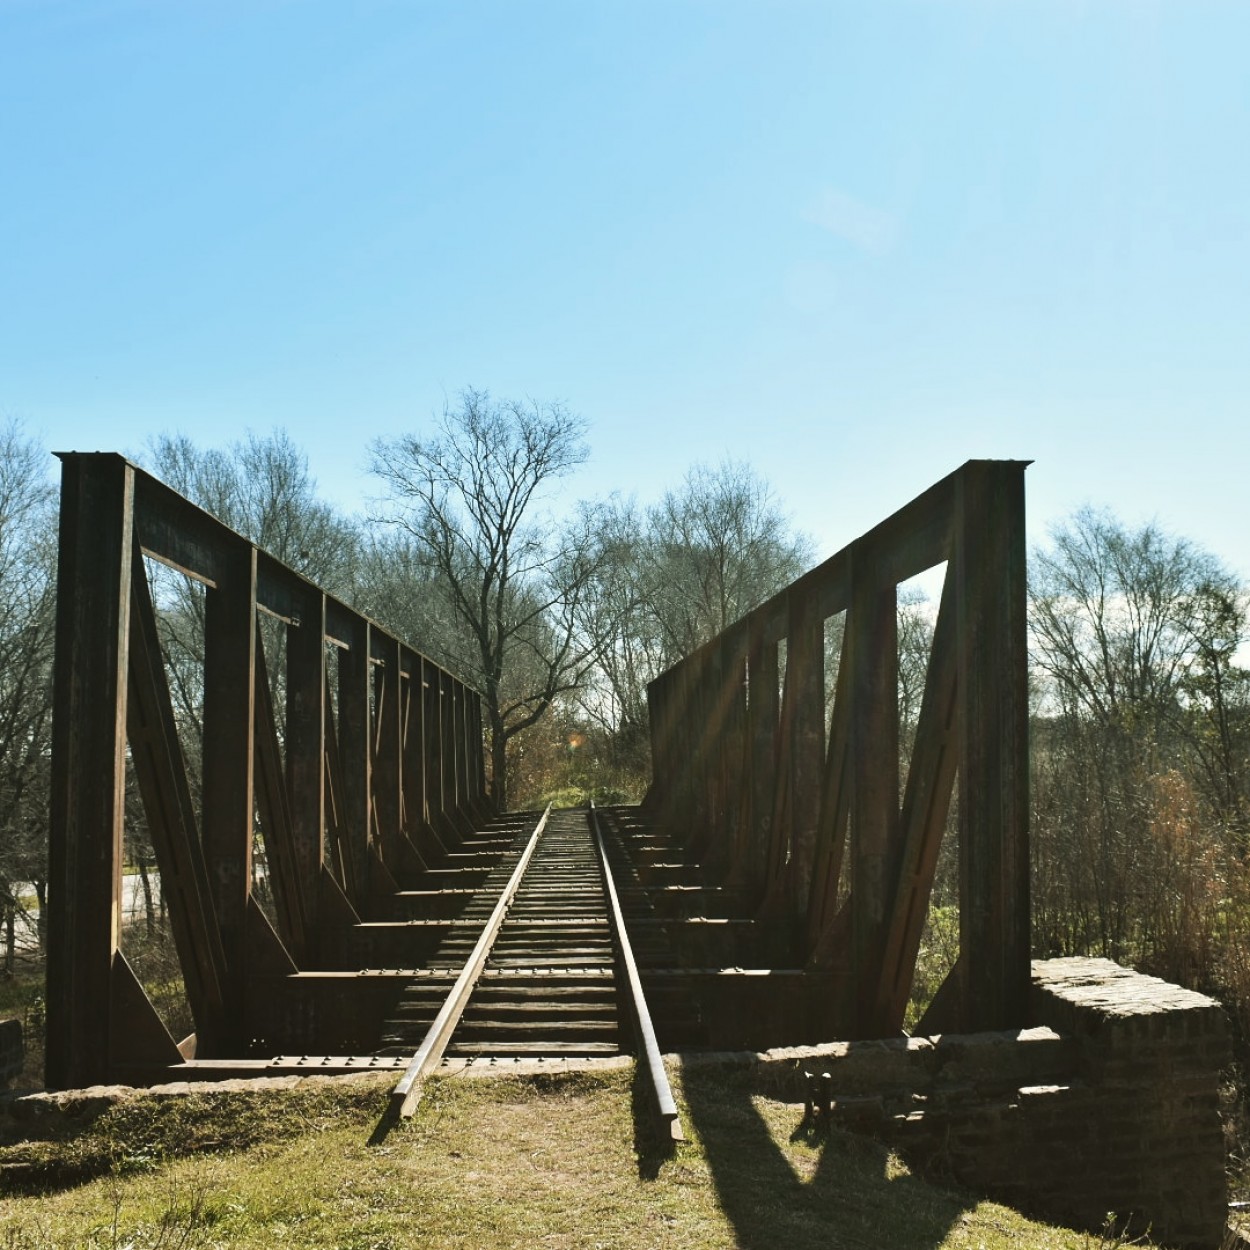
[
  {"left": 0, "top": 974, "right": 40, "bottom": 1026},
  {"left": 905, "top": 903, "right": 961, "bottom": 1032},
  {"left": 0, "top": 1064, "right": 1160, "bottom": 1249},
  {"left": 0, "top": 964, "right": 44, "bottom": 1091},
  {"left": 533, "top": 784, "right": 641, "bottom": 811}
]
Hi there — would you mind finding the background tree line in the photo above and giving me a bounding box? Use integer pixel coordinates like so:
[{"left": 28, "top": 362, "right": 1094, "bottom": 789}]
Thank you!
[
  {"left": 2, "top": 399, "right": 1250, "bottom": 1080},
  {"left": 1028, "top": 506, "right": 1250, "bottom": 1010},
  {"left": 0, "top": 397, "right": 810, "bottom": 977}
]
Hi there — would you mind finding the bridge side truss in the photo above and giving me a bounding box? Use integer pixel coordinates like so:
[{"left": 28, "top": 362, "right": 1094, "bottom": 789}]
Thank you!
[
  {"left": 46, "top": 453, "right": 491, "bottom": 1088},
  {"left": 645, "top": 459, "right": 1031, "bottom": 1038}
]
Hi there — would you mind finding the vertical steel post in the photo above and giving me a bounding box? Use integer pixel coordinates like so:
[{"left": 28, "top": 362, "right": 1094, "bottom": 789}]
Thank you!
[
  {"left": 201, "top": 540, "right": 257, "bottom": 1053},
  {"left": 372, "top": 636, "right": 403, "bottom": 871},
  {"left": 46, "top": 454, "right": 134, "bottom": 1088},
  {"left": 955, "top": 461, "right": 1031, "bottom": 1030},
  {"left": 786, "top": 588, "right": 825, "bottom": 919},
  {"left": 338, "top": 619, "right": 373, "bottom": 901},
  {"left": 286, "top": 589, "right": 326, "bottom": 950},
  {"left": 745, "top": 620, "right": 779, "bottom": 903},
  {"left": 848, "top": 543, "right": 900, "bottom": 1037}
]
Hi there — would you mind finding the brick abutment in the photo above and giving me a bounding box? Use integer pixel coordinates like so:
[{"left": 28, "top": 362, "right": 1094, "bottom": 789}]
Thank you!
[{"left": 718, "top": 958, "right": 1230, "bottom": 1250}]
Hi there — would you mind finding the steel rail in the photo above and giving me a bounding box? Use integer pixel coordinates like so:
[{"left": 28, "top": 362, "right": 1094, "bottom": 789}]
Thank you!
[
  {"left": 390, "top": 803, "right": 553, "bottom": 1118},
  {"left": 588, "top": 802, "right": 685, "bottom": 1143}
]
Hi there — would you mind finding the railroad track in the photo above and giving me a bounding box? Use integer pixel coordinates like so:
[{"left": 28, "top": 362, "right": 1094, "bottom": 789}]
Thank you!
[
  {"left": 382, "top": 805, "right": 683, "bottom": 1140},
  {"left": 379, "top": 808, "right": 620, "bottom": 1060}
]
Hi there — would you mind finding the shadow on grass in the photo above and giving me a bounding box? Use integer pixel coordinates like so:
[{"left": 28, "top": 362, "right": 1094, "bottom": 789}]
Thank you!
[
  {"left": 630, "top": 1060, "right": 678, "bottom": 1180},
  {"left": 678, "top": 1063, "right": 973, "bottom": 1250},
  {"left": 367, "top": 1096, "right": 403, "bottom": 1148}
]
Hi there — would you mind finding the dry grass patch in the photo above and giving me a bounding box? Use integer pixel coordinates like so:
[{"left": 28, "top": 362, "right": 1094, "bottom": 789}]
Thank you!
[{"left": 0, "top": 1065, "right": 1160, "bottom": 1248}]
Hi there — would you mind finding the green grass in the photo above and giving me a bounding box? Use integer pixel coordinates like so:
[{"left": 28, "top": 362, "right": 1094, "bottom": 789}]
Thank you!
[
  {"left": 533, "top": 784, "right": 640, "bottom": 811},
  {"left": 0, "top": 967, "right": 44, "bottom": 1090},
  {"left": 906, "top": 903, "right": 961, "bottom": 1031},
  {"left": 0, "top": 1065, "right": 1155, "bottom": 1249},
  {"left": 0, "top": 977, "right": 39, "bottom": 1025}
]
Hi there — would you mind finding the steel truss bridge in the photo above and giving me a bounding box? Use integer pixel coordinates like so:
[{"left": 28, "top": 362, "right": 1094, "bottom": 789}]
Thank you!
[{"left": 46, "top": 454, "right": 1029, "bottom": 1118}]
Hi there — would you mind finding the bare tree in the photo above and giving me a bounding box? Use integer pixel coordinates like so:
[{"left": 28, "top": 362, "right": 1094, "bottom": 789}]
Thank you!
[
  {"left": 572, "top": 498, "right": 659, "bottom": 763},
  {"left": 141, "top": 430, "right": 360, "bottom": 913},
  {"left": 1178, "top": 581, "right": 1250, "bottom": 843},
  {"left": 1028, "top": 506, "right": 1250, "bottom": 963},
  {"left": 896, "top": 589, "right": 936, "bottom": 766},
  {"left": 1029, "top": 506, "right": 1230, "bottom": 727},
  {"left": 578, "top": 461, "right": 812, "bottom": 771},
  {"left": 644, "top": 460, "right": 814, "bottom": 658},
  {"left": 370, "top": 390, "right": 605, "bottom": 807},
  {"left": 0, "top": 420, "right": 57, "bottom": 968},
  {"left": 148, "top": 429, "right": 358, "bottom": 592}
]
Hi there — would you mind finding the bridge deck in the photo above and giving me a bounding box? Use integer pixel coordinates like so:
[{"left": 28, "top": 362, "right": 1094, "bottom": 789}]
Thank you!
[{"left": 381, "top": 808, "right": 624, "bottom": 1059}]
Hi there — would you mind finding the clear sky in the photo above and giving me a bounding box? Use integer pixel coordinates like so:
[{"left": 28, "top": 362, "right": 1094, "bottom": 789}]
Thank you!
[{"left": 3, "top": 1, "right": 1248, "bottom": 581}]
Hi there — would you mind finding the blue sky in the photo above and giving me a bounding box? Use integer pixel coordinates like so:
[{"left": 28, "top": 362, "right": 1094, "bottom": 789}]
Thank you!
[{"left": 3, "top": 1, "right": 1248, "bottom": 581}]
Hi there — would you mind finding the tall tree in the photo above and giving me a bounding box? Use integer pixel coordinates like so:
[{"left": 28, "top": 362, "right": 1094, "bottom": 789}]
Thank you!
[
  {"left": 1029, "top": 506, "right": 1238, "bottom": 731},
  {"left": 645, "top": 460, "right": 814, "bottom": 657},
  {"left": 572, "top": 500, "right": 659, "bottom": 768},
  {"left": 139, "top": 430, "right": 360, "bottom": 910},
  {"left": 579, "top": 460, "right": 812, "bottom": 760},
  {"left": 1028, "top": 506, "right": 1249, "bottom": 960},
  {"left": 141, "top": 429, "right": 360, "bottom": 747},
  {"left": 370, "top": 389, "right": 604, "bottom": 807},
  {"left": 148, "top": 429, "right": 358, "bottom": 592},
  {"left": 1177, "top": 582, "right": 1250, "bottom": 843},
  {"left": 0, "top": 420, "right": 57, "bottom": 967}
]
